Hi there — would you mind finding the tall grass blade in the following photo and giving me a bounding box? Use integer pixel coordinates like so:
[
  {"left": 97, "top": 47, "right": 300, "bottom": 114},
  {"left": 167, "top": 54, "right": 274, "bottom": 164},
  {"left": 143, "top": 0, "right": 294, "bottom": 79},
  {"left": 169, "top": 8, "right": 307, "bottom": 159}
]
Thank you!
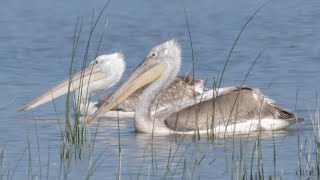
[{"left": 217, "top": 0, "right": 270, "bottom": 90}]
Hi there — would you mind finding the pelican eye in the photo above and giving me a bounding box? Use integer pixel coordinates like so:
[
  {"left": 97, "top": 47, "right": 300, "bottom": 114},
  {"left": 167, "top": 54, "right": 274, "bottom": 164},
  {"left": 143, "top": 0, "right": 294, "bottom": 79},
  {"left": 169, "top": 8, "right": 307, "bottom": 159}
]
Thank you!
[
  {"left": 94, "top": 60, "right": 99, "bottom": 64},
  {"left": 151, "top": 53, "right": 156, "bottom": 57}
]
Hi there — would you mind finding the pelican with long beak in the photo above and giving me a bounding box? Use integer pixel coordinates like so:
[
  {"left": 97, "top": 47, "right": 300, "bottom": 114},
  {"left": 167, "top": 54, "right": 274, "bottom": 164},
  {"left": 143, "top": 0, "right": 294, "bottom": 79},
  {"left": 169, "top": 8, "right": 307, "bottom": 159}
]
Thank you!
[
  {"left": 17, "top": 53, "right": 205, "bottom": 118},
  {"left": 17, "top": 53, "right": 134, "bottom": 117},
  {"left": 86, "top": 39, "right": 303, "bottom": 134}
]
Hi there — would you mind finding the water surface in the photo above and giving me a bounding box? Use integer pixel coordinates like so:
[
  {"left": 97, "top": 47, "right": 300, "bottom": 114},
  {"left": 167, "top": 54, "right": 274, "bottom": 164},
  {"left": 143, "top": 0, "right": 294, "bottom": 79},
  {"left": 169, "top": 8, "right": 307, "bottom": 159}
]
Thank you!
[{"left": 1, "top": 0, "right": 320, "bottom": 179}]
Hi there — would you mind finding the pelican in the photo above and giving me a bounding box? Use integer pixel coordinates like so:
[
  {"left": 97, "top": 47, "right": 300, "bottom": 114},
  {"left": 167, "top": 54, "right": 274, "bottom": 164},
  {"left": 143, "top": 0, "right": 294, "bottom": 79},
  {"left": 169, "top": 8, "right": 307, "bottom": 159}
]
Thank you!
[
  {"left": 17, "top": 53, "right": 134, "bottom": 117},
  {"left": 17, "top": 53, "right": 205, "bottom": 118},
  {"left": 97, "top": 75, "right": 205, "bottom": 113},
  {"left": 85, "top": 39, "right": 303, "bottom": 134}
]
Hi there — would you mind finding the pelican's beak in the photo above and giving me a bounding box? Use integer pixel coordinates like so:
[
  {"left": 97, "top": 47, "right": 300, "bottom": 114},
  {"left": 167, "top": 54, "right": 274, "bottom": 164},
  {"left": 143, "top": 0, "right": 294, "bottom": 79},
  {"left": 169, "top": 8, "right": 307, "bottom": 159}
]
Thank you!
[
  {"left": 85, "top": 62, "right": 167, "bottom": 124},
  {"left": 17, "top": 63, "right": 106, "bottom": 112}
]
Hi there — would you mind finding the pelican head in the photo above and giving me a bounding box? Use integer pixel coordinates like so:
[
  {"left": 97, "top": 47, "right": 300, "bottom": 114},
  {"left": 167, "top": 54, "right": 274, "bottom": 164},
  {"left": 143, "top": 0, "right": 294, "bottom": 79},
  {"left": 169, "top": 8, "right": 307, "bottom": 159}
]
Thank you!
[
  {"left": 17, "top": 53, "right": 125, "bottom": 112},
  {"left": 83, "top": 53, "right": 125, "bottom": 98},
  {"left": 86, "top": 39, "right": 181, "bottom": 124}
]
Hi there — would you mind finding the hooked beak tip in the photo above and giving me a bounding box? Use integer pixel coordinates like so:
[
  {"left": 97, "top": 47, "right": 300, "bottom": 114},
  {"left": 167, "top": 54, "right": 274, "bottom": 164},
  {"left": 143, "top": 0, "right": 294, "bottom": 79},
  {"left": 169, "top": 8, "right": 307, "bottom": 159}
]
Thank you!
[{"left": 85, "top": 117, "right": 93, "bottom": 124}]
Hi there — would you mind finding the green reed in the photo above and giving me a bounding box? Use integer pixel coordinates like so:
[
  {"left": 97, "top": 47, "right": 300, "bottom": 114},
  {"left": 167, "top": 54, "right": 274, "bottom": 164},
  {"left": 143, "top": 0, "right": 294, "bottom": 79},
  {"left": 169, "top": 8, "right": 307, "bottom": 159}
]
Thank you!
[
  {"left": 310, "top": 96, "right": 320, "bottom": 177},
  {"left": 0, "top": 150, "right": 4, "bottom": 180},
  {"left": 60, "top": 0, "right": 110, "bottom": 160},
  {"left": 7, "top": 0, "right": 313, "bottom": 179}
]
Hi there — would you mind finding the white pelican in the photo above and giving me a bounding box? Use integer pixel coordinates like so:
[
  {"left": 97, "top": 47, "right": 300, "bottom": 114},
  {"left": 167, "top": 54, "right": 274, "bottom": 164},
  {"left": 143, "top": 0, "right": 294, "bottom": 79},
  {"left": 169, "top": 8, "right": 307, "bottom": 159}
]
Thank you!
[
  {"left": 17, "top": 53, "right": 134, "bottom": 117},
  {"left": 17, "top": 53, "right": 205, "bottom": 118},
  {"left": 85, "top": 39, "right": 303, "bottom": 134}
]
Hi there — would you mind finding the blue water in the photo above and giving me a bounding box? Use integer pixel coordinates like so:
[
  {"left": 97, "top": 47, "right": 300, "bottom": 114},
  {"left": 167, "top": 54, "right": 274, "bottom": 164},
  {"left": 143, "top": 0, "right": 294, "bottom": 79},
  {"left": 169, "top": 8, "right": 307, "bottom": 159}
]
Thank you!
[{"left": 1, "top": 0, "right": 320, "bottom": 179}]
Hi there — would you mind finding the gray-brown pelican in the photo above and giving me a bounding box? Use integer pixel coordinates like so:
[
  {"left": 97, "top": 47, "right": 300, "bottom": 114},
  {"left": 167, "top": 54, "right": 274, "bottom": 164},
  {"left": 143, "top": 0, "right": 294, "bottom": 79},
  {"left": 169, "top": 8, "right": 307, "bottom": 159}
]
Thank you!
[
  {"left": 85, "top": 39, "right": 303, "bottom": 134},
  {"left": 99, "top": 75, "right": 205, "bottom": 113}
]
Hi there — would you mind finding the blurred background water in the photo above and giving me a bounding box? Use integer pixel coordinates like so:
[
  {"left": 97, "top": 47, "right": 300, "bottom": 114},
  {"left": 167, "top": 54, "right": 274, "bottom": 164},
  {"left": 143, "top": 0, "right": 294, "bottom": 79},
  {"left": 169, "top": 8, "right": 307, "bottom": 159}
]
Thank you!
[{"left": 0, "top": 0, "right": 320, "bottom": 179}]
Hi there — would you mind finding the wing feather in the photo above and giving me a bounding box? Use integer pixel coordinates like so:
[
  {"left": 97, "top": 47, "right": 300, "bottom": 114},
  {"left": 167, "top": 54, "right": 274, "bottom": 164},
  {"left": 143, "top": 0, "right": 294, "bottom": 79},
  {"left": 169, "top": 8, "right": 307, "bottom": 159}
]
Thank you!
[{"left": 162, "top": 86, "right": 294, "bottom": 132}]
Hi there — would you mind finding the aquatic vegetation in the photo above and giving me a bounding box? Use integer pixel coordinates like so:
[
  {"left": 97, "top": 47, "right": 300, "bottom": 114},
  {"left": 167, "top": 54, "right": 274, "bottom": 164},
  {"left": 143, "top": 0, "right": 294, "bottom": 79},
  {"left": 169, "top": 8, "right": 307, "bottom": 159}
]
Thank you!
[
  {"left": 7, "top": 0, "right": 319, "bottom": 179},
  {"left": 60, "top": 2, "right": 110, "bottom": 160}
]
